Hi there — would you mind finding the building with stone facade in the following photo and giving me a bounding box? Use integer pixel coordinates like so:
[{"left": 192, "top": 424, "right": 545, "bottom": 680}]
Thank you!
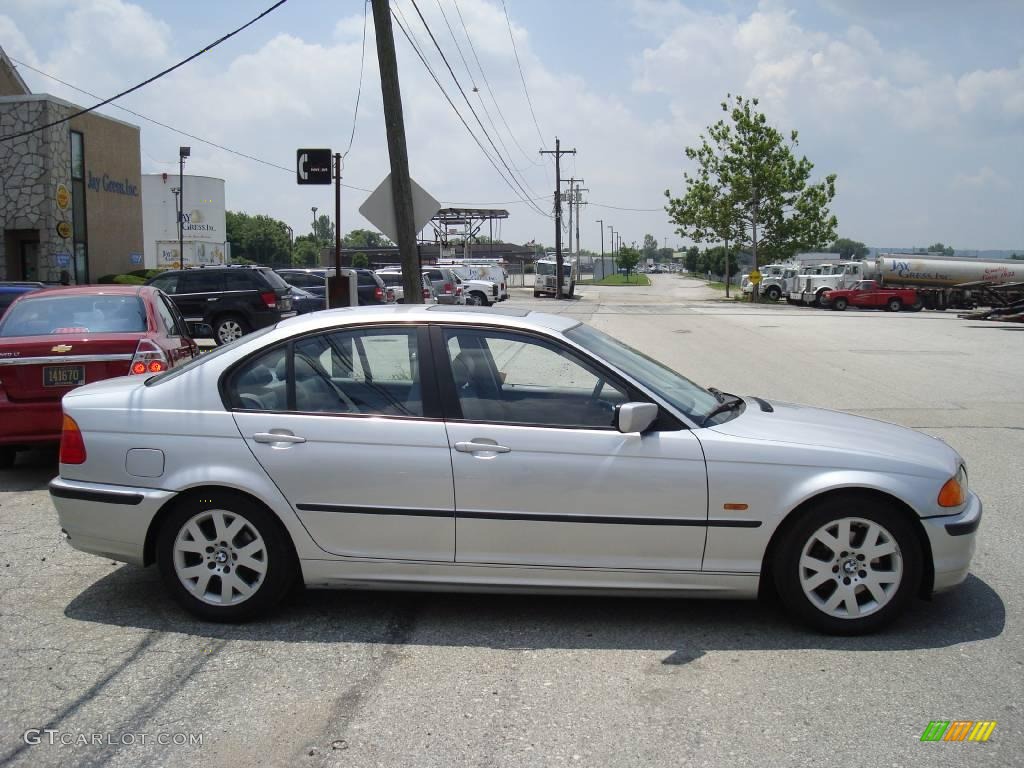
[{"left": 0, "top": 47, "right": 143, "bottom": 284}]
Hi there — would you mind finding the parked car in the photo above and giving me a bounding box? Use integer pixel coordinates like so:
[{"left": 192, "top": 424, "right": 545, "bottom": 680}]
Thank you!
[
  {"left": 823, "top": 281, "right": 922, "bottom": 312},
  {"left": 287, "top": 285, "right": 325, "bottom": 315},
  {"left": 146, "top": 266, "right": 295, "bottom": 345},
  {"left": 422, "top": 267, "right": 466, "bottom": 305},
  {"left": 50, "top": 305, "right": 979, "bottom": 634},
  {"left": 0, "top": 285, "right": 200, "bottom": 467},
  {"left": 376, "top": 269, "right": 438, "bottom": 303},
  {"left": 0, "top": 281, "right": 45, "bottom": 316},
  {"left": 277, "top": 268, "right": 389, "bottom": 306}
]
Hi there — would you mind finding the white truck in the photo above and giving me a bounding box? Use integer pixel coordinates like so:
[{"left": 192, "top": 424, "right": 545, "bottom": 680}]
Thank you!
[
  {"left": 793, "top": 261, "right": 869, "bottom": 306},
  {"left": 534, "top": 256, "right": 576, "bottom": 298},
  {"left": 742, "top": 263, "right": 802, "bottom": 301}
]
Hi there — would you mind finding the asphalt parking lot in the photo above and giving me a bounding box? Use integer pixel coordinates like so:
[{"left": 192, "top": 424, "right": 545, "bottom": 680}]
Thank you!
[{"left": 1, "top": 275, "right": 1021, "bottom": 767}]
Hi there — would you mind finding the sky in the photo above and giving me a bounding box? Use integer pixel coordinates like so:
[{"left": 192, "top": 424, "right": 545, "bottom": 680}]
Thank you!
[{"left": 2, "top": 0, "right": 1022, "bottom": 252}]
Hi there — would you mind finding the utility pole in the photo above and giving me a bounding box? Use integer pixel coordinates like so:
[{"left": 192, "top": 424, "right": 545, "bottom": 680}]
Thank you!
[
  {"left": 371, "top": 0, "right": 422, "bottom": 303},
  {"left": 572, "top": 181, "right": 587, "bottom": 262},
  {"left": 540, "top": 138, "right": 575, "bottom": 299},
  {"left": 178, "top": 146, "right": 189, "bottom": 265},
  {"left": 334, "top": 152, "right": 342, "bottom": 282},
  {"left": 597, "top": 218, "right": 604, "bottom": 260}
]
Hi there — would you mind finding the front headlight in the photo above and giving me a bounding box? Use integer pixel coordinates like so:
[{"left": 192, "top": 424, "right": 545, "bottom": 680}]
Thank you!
[{"left": 938, "top": 465, "right": 968, "bottom": 507}]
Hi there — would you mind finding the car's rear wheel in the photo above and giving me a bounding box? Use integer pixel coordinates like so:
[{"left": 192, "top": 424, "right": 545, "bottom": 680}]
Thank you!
[
  {"left": 157, "top": 493, "right": 296, "bottom": 621},
  {"left": 887, "top": 298, "right": 903, "bottom": 312},
  {"left": 832, "top": 297, "right": 848, "bottom": 311},
  {"left": 773, "top": 496, "right": 922, "bottom": 635},
  {"left": 214, "top": 314, "right": 249, "bottom": 345},
  {"left": 765, "top": 285, "right": 781, "bottom": 301}
]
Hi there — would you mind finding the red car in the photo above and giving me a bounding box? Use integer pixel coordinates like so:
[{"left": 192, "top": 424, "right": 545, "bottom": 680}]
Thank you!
[
  {"left": 824, "top": 280, "right": 921, "bottom": 312},
  {"left": 0, "top": 285, "right": 200, "bottom": 467}
]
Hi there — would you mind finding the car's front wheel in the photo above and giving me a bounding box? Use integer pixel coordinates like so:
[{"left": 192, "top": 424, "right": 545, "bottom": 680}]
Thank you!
[
  {"left": 156, "top": 493, "right": 296, "bottom": 621},
  {"left": 832, "top": 297, "right": 848, "bottom": 311},
  {"left": 773, "top": 496, "right": 922, "bottom": 635}
]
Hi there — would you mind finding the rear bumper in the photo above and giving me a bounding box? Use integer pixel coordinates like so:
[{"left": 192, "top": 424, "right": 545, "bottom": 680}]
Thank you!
[
  {"left": 0, "top": 397, "right": 62, "bottom": 446},
  {"left": 50, "top": 477, "right": 175, "bottom": 565},
  {"left": 922, "top": 491, "right": 982, "bottom": 592}
]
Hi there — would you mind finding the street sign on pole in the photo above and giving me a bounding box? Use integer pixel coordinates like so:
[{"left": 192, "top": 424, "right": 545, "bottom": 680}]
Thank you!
[
  {"left": 359, "top": 173, "right": 440, "bottom": 245},
  {"left": 296, "top": 149, "right": 333, "bottom": 185}
]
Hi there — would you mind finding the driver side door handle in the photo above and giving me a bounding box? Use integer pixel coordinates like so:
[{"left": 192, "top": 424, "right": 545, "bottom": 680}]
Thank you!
[
  {"left": 454, "top": 441, "right": 511, "bottom": 454},
  {"left": 253, "top": 431, "right": 306, "bottom": 445}
]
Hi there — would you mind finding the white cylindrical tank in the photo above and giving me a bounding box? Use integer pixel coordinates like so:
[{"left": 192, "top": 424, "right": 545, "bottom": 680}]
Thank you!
[{"left": 874, "top": 255, "right": 1020, "bottom": 287}]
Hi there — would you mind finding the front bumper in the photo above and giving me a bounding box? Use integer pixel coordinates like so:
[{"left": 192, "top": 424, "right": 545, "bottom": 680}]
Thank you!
[
  {"left": 50, "top": 477, "right": 176, "bottom": 565},
  {"left": 921, "top": 490, "right": 983, "bottom": 592}
]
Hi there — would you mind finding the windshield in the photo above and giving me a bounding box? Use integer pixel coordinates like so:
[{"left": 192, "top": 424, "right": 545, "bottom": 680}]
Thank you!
[
  {"left": 0, "top": 294, "right": 147, "bottom": 336},
  {"left": 565, "top": 323, "right": 721, "bottom": 423}
]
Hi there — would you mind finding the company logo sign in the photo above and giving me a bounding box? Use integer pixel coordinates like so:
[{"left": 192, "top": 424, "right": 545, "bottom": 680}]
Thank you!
[
  {"left": 182, "top": 210, "right": 214, "bottom": 232},
  {"left": 86, "top": 171, "right": 139, "bottom": 197},
  {"left": 920, "top": 720, "right": 996, "bottom": 742}
]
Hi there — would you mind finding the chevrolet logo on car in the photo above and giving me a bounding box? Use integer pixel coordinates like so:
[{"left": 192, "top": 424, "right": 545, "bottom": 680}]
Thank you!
[{"left": 51, "top": 344, "right": 73, "bottom": 353}]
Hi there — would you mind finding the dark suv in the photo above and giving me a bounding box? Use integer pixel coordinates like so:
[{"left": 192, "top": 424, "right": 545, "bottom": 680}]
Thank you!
[
  {"left": 276, "top": 268, "right": 389, "bottom": 305},
  {"left": 146, "top": 266, "right": 295, "bottom": 345}
]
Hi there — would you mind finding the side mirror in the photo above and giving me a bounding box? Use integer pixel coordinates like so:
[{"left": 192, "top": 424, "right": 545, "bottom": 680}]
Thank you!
[
  {"left": 615, "top": 402, "right": 659, "bottom": 434},
  {"left": 189, "top": 322, "right": 214, "bottom": 339}
]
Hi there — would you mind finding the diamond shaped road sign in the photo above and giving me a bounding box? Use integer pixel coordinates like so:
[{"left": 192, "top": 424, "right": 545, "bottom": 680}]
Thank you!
[{"left": 358, "top": 174, "right": 441, "bottom": 244}]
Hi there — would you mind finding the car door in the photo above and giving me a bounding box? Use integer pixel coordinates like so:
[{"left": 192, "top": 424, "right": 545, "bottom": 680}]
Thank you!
[
  {"left": 175, "top": 270, "right": 225, "bottom": 324},
  {"left": 435, "top": 325, "right": 709, "bottom": 571},
  {"left": 154, "top": 293, "right": 198, "bottom": 365},
  {"left": 228, "top": 324, "right": 454, "bottom": 561}
]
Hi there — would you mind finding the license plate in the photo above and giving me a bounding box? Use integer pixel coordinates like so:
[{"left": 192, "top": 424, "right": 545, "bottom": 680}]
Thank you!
[{"left": 43, "top": 365, "right": 85, "bottom": 388}]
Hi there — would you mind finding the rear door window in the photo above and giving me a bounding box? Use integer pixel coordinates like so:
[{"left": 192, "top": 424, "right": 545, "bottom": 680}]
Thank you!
[
  {"left": 225, "top": 272, "right": 257, "bottom": 292},
  {"left": 179, "top": 271, "right": 224, "bottom": 294}
]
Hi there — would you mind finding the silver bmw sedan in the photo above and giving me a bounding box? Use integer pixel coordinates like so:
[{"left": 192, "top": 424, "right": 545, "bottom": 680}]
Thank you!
[{"left": 49, "top": 305, "right": 980, "bottom": 634}]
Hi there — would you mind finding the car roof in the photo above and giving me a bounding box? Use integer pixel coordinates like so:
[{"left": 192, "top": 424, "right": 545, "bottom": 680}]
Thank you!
[
  {"left": 16, "top": 284, "right": 149, "bottom": 297},
  {"left": 275, "top": 304, "right": 579, "bottom": 334}
]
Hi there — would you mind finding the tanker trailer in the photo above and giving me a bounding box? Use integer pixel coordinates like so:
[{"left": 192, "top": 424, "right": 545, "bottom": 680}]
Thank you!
[{"left": 872, "top": 255, "right": 1022, "bottom": 309}]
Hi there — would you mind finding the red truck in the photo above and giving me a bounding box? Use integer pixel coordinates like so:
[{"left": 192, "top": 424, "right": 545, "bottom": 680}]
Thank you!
[{"left": 823, "top": 280, "right": 921, "bottom": 312}]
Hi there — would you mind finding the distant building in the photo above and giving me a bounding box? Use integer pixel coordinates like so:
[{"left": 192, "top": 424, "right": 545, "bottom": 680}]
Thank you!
[
  {"left": 141, "top": 174, "right": 226, "bottom": 269},
  {"left": 0, "top": 46, "right": 143, "bottom": 283}
]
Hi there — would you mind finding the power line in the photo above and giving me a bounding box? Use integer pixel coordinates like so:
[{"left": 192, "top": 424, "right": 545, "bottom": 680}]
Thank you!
[
  {"left": 589, "top": 201, "right": 664, "bottom": 212},
  {"left": 9, "top": 57, "right": 374, "bottom": 193},
  {"left": 452, "top": 0, "right": 544, "bottom": 169},
  {"left": 502, "top": 0, "right": 545, "bottom": 147},
  {"left": 404, "top": 0, "right": 548, "bottom": 218},
  {"left": 341, "top": 0, "right": 370, "bottom": 158},
  {"left": 0, "top": 0, "right": 290, "bottom": 142},
  {"left": 395, "top": 1, "right": 550, "bottom": 219}
]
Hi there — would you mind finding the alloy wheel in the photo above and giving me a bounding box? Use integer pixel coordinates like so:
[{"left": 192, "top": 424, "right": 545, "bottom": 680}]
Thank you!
[
  {"left": 798, "top": 516, "right": 903, "bottom": 620},
  {"left": 172, "top": 509, "right": 268, "bottom": 606},
  {"left": 217, "top": 319, "right": 244, "bottom": 344}
]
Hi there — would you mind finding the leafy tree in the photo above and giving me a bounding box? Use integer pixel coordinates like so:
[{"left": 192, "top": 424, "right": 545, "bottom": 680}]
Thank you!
[
  {"left": 226, "top": 211, "right": 291, "bottom": 265},
  {"left": 292, "top": 235, "right": 321, "bottom": 267},
  {"left": 617, "top": 246, "right": 641, "bottom": 279},
  {"left": 666, "top": 94, "right": 838, "bottom": 294},
  {"left": 657, "top": 247, "right": 674, "bottom": 262},
  {"left": 312, "top": 214, "right": 334, "bottom": 243},
  {"left": 684, "top": 246, "right": 700, "bottom": 273},
  {"left": 926, "top": 242, "right": 955, "bottom": 256},
  {"left": 642, "top": 234, "right": 659, "bottom": 261},
  {"left": 344, "top": 228, "right": 394, "bottom": 249},
  {"left": 704, "top": 246, "right": 739, "bottom": 280},
  {"left": 829, "top": 237, "right": 869, "bottom": 260},
  {"left": 351, "top": 253, "right": 369, "bottom": 268}
]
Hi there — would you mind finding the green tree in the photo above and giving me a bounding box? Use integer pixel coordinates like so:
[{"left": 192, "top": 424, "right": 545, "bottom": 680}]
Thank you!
[
  {"left": 351, "top": 253, "right": 369, "bottom": 268},
  {"left": 617, "top": 246, "right": 641, "bottom": 280},
  {"left": 657, "top": 247, "right": 674, "bottom": 262},
  {"left": 292, "top": 235, "right": 321, "bottom": 267},
  {"left": 829, "top": 237, "right": 869, "bottom": 260},
  {"left": 226, "top": 211, "right": 291, "bottom": 265},
  {"left": 312, "top": 214, "right": 334, "bottom": 243},
  {"left": 642, "top": 234, "right": 659, "bottom": 262},
  {"left": 705, "top": 246, "right": 739, "bottom": 279},
  {"left": 926, "top": 242, "right": 955, "bottom": 256},
  {"left": 344, "top": 228, "right": 394, "bottom": 249},
  {"left": 666, "top": 94, "right": 838, "bottom": 291},
  {"left": 684, "top": 246, "right": 700, "bottom": 273}
]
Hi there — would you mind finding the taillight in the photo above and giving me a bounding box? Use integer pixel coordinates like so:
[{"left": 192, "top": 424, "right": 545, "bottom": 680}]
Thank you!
[
  {"left": 422, "top": 288, "right": 431, "bottom": 299},
  {"left": 130, "top": 339, "right": 169, "bottom": 375},
  {"left": 456, "top": 286, "right": 463, "bottom": 296},
  {"left": 60, "top": 414, "right": 86, "bottom": 464},
  {"left": 375, "top": 286, "right": 384, "bottom": 301},
  {"left": 260, "top": 291, "right": 278, "bottom": 309},
  {"left": 443, "top": 282, "right": 453, "bottom": 294}
]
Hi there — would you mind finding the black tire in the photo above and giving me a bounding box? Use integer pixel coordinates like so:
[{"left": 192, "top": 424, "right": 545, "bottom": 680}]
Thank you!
[
  {"left": 765, "top": 285, "right": 781, "bottom": 301},
  {"left": 533, "top": 290, "right": 541, "bottom": 298},
  {"left": 470, "top": 291, "right": 489, "bottom": 306},
  {"left": 156, "top": 491, "right": 297, "bottom": 622},
  {"left": 0, "top": 447, "right": 16, "bottom": 469},
  {"left": 213, "top": 314, "right": 250, "bottom": 346},
  {"left": 911, "top": 300, "right": 923, "bottom": 312},
  {"left": 887, "top": 298, "right": 902, "bottom": 312},
  {"left": 832, "top": 297, "right": 848, "bottom": 311},
  {"left": 773, "top": 494, "right": 922, "bottom": 635}
]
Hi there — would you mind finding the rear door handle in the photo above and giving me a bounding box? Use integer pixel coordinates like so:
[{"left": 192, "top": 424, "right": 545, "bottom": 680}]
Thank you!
[
  {"left": 253, "top": 431, "right": 306, "bottom": 444},
  {"left": 454, "top": 441, "right": 511, "bottom": 454}
]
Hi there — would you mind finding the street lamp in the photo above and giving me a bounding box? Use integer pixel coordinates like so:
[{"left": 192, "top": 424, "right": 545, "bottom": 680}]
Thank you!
[{"left": 178, "top": 147, "right": 190, "bottom": 264}]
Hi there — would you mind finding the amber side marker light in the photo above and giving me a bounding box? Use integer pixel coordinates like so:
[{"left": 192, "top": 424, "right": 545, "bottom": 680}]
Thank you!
[
  {"left": 938, "top": 475, "right": 966, "bottom": 507},
  {"left": 59, "top": 414, "right": 87, "bottom": 464},
  {"left": 723, "top": 503, "right": 749, "bottom": 511}
]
